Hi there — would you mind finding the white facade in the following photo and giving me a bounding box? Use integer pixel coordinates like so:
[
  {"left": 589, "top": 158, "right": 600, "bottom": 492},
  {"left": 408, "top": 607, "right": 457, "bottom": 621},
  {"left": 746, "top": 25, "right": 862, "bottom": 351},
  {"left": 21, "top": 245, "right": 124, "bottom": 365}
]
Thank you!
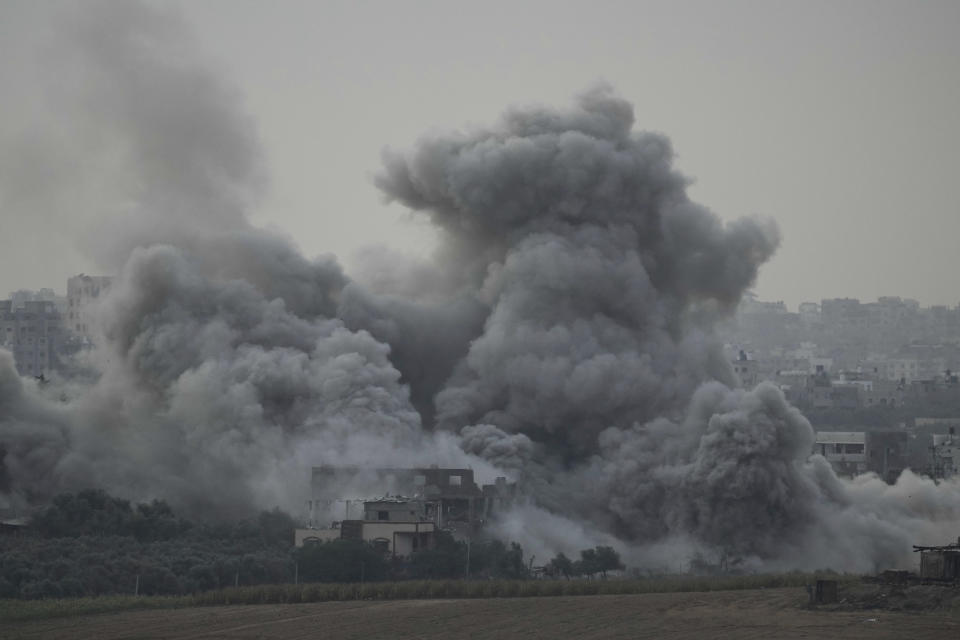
[
  {"left": 814, "top": 431, "right": 867, "bottom": 475},
  {"left": 879, "top": 358, "right": 920, "bottom": 382},
  {"left": 294, "top": 521, "right": 436, "bottom": 556},
  {"left": 66, "top": 274, "right": 112, "bottom": 342},
  {"left": 294, "top": 528, "right": 341, "bottom": 546}
]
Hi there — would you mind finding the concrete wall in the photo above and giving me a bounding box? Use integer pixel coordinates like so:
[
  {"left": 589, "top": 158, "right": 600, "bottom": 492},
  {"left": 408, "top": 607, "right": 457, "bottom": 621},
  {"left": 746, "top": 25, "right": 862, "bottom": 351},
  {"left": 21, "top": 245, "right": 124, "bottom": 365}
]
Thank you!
[
  {"left": 295, "top": 521, "right": 435, "bottom": 557},
  {"left": 357, "top": 521, "right": 435, "bottom": 555},
  {"left": 363, "top": 500, "right": 425, "bottom": 522},
  {"left": 294, "top": 528, "right": 340, "bottom": 546}
]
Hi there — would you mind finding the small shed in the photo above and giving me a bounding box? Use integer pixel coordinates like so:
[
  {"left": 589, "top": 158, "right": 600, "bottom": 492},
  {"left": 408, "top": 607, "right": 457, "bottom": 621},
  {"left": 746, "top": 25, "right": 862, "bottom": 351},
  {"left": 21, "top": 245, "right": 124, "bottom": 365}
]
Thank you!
[{"left": 913, "top": 537, "right": 960, "bottom": 581}]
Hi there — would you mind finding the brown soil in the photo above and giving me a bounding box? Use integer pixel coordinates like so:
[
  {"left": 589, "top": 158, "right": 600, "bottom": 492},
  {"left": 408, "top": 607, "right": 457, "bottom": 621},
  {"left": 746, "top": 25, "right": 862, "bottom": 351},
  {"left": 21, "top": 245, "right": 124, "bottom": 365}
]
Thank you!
[{"left": 3, "top": 587, "right": 958, "bottom": 640}]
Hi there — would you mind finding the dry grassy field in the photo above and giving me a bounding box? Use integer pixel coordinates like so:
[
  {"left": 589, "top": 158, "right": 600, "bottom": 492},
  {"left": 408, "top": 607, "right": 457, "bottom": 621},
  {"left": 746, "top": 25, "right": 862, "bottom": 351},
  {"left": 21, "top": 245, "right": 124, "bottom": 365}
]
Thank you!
[{"left": 3, "top": 587, "right": 957, "bottom": 640}]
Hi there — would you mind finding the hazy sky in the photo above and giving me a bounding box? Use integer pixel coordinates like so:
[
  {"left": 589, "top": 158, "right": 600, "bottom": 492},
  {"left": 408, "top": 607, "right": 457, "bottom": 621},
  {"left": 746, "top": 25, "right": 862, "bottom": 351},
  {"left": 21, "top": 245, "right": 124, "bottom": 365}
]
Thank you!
[{"left": 2, "top": 0, "right": 959, "bottom": 309}]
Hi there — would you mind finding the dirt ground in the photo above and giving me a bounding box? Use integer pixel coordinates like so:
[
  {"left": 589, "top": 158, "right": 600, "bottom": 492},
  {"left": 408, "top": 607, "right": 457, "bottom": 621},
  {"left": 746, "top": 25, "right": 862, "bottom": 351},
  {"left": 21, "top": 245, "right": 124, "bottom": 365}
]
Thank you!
[{"left": 3, "top": 587, "right": 958, "bottom": 640}]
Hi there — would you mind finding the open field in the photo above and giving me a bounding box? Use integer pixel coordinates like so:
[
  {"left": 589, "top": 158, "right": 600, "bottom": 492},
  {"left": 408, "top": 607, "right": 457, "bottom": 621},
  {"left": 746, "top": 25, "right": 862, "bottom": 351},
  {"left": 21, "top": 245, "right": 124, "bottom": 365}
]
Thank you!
[
  {"left": 3, "top": 587, "right": 958, "bottom": 640},
  {"left": 0, "top": 574, "right": 840, "bottom": 623}
]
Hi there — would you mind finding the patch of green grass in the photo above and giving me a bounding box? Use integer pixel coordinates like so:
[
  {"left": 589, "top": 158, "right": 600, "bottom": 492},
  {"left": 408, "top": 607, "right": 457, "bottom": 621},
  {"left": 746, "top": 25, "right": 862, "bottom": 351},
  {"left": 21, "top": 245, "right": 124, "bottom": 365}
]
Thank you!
[
  {"left": 0, "top": 572, "right": 853, "bottom": 623},
  {"left": 0, "top": 594, "right": 194, "bottom": 623}
]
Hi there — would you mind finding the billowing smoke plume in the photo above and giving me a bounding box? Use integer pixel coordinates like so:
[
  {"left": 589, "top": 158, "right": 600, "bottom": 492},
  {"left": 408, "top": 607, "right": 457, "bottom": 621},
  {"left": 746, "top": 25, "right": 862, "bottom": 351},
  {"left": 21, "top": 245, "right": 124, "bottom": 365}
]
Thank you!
[
  {"left": 0, "top": 0, "right": 485, "bottom": 519},
  {"left": 2, "top": 0, "right": 959, "bottom": 573},
  {"left": 362, "top": 85, "right": 960, "bottom": 570}
]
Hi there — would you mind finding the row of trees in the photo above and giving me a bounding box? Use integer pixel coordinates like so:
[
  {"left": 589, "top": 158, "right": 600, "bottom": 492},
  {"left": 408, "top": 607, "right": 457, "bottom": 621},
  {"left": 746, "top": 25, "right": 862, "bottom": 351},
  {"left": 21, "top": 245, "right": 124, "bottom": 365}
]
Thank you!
[
  {"left": 293, "top": 536, "right": 625, "bottom": 585},
  {"left": 543, "top": 547, "right": 625, "bottom": 579},
  {"left": 2, "top": 490, "right": 300, "bottom": 599},
  {"left": 1, "top": 490, "right": 624, "bottom": 599}
]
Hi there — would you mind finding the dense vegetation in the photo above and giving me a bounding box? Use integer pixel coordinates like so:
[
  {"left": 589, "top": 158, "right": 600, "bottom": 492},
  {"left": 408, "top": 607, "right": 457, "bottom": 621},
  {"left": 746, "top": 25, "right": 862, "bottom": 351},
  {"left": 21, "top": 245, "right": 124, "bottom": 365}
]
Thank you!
[
  {"left": 0, "top": 490, "right": 625, "bottom": 599},
  {"left": 1, "top": 491, "right": 296, "bottom": 598}
]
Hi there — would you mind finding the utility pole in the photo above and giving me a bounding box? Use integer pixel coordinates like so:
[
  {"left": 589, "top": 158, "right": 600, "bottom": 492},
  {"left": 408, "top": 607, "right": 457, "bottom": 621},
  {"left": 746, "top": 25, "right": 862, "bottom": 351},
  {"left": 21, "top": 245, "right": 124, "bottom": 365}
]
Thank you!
[
  {"left": 134, "top": 574, "right": 139, "bottom": 596},
  {"left": 464, "top": 537, "right": 471, "bottom": 580},
  {"left": 294, "top": 562, "right": 299, "bottom": 585}
]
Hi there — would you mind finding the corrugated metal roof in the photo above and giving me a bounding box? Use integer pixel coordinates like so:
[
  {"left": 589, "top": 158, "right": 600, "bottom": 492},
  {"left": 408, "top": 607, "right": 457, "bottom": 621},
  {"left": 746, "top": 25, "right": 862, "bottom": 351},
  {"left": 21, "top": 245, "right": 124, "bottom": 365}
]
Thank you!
[{"left": 815, "top": 431, "right": 866, "bottom": 444}]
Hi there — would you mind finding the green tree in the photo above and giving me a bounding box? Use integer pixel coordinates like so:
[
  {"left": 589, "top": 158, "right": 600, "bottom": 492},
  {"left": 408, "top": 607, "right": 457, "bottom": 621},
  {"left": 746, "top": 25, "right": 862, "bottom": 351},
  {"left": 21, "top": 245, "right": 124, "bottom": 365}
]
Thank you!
[
  {"left": 408, "top": 531, "right": 464, "bottom": 579},
  {"left": 545, "top": 552, "right": 574, "bottom": 579},
  {"left": 295, "top": 539, "right": 387, "bottom": 583},
  {"left": 593, "top": 546, "right": 624, "bottom": 578},
  {"left": 257, "top": 508, "right": 295, "bottom": 549}
]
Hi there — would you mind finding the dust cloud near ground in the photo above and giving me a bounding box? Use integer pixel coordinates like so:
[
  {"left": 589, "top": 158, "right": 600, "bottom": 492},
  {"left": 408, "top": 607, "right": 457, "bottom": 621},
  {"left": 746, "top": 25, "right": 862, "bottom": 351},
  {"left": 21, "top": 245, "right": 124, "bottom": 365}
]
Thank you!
[{"left": 4, "top": 588, "right": 958, "bottom": 640}]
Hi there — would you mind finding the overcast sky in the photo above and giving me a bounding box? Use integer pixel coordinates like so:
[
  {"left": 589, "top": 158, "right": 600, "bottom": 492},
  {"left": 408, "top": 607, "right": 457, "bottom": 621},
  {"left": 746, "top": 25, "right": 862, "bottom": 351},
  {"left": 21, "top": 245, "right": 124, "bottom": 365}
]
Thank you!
[{"left": 2, "top": 0, "right": 958, "bottom": 309}]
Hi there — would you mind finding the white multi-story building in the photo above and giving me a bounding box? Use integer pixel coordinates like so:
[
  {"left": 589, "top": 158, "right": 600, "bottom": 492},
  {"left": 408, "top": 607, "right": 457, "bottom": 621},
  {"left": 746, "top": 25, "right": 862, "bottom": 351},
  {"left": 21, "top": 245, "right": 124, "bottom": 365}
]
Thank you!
[
  {"left": 879, "top": 358, "right": 920, "bottom": 383},
  {"left": 814, "top": 432, "right": 867, "bottom": 476},
  {"left": 66, "top": 274, "right": 113, "bottom": 343},
  {"left": 798, "top": 302, "right": 820, "bottom": 324}
]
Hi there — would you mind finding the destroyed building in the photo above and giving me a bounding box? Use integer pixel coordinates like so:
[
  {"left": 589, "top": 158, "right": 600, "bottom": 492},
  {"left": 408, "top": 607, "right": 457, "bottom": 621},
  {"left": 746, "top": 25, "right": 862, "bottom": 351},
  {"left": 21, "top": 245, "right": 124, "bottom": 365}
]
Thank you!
[{"left": 294, "top": 467, "right": 517, "bottom": 555}]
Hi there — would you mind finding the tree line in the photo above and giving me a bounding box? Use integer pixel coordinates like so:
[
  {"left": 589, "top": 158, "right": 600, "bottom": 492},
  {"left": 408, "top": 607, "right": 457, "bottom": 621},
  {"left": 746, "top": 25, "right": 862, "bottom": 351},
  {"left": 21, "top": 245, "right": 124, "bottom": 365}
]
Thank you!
[{"left": 0, "top": 490, "right": 623, "bottom": 599}]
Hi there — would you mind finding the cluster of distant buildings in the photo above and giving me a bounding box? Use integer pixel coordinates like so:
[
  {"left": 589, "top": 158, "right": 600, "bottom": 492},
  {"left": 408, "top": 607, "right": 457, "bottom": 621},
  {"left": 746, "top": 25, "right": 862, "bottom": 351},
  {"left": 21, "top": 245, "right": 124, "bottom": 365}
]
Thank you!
[
  {"left": 730, "top": 295, "right": 960, "bottom": 483},
  {"left": 0, "top": 274, "right": 112, "bottom": 376},
  {"left": 729, "top": 295, "right": 960, "bottom": 411}
]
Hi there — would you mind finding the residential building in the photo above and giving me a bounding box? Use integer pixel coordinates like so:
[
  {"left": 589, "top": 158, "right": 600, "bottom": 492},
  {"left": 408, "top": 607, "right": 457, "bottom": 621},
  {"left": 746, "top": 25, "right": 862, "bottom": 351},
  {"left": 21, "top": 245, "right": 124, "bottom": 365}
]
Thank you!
[
  {"left": 814, "top": 432, "right": 867, "bottom": 476},
  {"left": 813, "top": 430, "right": 908, "bottom": 482},
  {"left": 798, "top": 302, "right": 820, "bottom": 325},
  {"left": 731, "top": 350, "right": 758, "bottom": 387},
  {"left": 930, "top": 431, "right": 959, "bottom": 480},
  {"left": 879, "top": 358, "right": 921, "bottom": 383},
  {"left": 66, "top": 274, "right": 113, "bottom": 343},
  {"left": 295, "top": 496, "right": 436, "bottom": 556},
  {"left": 0, "top": 299, "right": 63, "bottom": 376},
  {"left": 307, "top": 466, "right": 517, "bottom": 542}
]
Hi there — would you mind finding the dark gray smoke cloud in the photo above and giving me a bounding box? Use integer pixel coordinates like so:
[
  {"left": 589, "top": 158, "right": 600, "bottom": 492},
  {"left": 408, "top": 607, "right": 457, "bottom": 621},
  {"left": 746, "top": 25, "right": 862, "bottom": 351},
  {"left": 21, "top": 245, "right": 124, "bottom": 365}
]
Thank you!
[
  {"left": 373, "top": 85, "right": 778, "bottom": 452},
  {"left": 369, "top": 86, "right": 960, "bottom": 570},
  {"left": 1, "top": 1, "right": 958, "bottom": 572}
]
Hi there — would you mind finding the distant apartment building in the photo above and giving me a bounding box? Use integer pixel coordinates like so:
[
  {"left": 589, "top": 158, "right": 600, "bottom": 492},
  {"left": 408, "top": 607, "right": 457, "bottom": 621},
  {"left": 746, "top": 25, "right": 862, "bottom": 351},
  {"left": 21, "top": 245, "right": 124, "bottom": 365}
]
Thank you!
[
  {"left": 741, "top": 298, "right": 788, "bottom": 315},
  {"left": 8, "top": 288, "right": 65, "bottom": 313},
  {"left": 0, "top": 298, "right": 63, "bottom": 376},
  {"left": 820, "top": 298, "right": 864, "bottom": 327},
  {"left": 814, "top": 432, "right": 867, "bottom": 476},
  {"left": 879, "top": 358, "right": 920, "bottom": 383},
  {"left": 66, "top": 274, "right": 113, "bottom": 343},
  {"left": 860, "top": 378, "right": 904, "bottom": 408},
  {"left": 731, "top": 350, "right": 759, "bottom": 387},
  {"left": 813, "top": 430, "right": 908, "bottom": 483},
  {"left": 295, "top": 496, "right": 437, "bottom": 556},
  {"left": 798, "top": 302, "right": 820, "bottom": 325},
  {"left": 930, "top": 431, "right": 959, "bottom": 480}
]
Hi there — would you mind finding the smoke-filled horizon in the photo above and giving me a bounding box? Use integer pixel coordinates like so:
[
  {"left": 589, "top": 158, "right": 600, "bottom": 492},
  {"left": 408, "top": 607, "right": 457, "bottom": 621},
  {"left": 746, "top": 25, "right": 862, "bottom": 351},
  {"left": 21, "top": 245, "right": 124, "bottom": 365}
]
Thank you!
[{"left": 2, "top": 1, "right": 959, "bottom": 574}]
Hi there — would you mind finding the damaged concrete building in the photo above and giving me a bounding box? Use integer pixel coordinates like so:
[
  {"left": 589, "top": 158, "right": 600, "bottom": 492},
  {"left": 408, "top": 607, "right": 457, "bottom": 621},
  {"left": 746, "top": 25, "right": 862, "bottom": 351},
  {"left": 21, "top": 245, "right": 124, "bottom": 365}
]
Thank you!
[{"left": 294, "top": 466, "right": 517, "bottom": 555}]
